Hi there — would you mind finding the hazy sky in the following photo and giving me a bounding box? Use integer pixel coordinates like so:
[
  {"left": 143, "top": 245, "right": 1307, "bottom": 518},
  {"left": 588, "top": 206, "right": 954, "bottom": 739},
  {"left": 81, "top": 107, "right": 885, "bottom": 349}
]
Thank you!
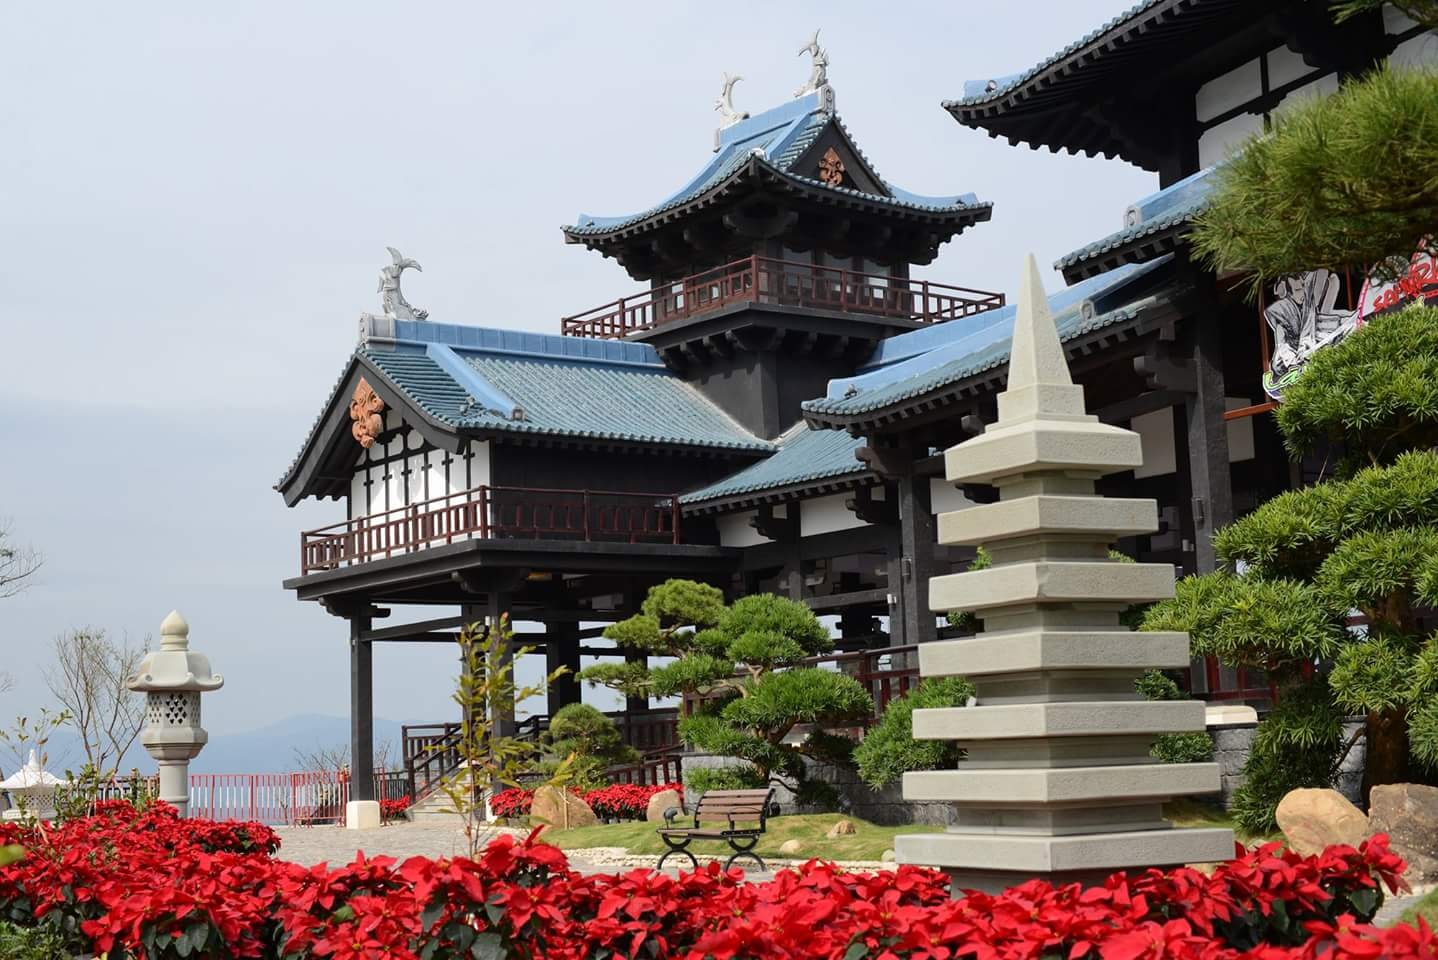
[{"left": 0, "top": 2, "right": 1155, "bottom": 743}]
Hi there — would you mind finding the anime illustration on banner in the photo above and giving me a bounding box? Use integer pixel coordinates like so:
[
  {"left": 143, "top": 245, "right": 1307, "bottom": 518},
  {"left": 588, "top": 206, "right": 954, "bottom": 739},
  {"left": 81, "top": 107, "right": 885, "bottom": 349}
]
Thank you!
[{"left": 1263, "top": 247, "right": 1438, "bottom": 400}]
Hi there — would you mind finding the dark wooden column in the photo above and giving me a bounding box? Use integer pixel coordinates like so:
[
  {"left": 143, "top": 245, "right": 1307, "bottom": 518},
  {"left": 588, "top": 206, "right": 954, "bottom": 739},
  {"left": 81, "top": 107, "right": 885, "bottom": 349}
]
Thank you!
[
  {"left": 1183, "top": 303, "right": 1233, "bottom": 574},
  {"left": 349, "top": 611, "right": 375, "bottom": 802},
  {"left": 624, "top": 647, "right": 648, "bottom": 716},
  {"left": 546, "top": 621, "right": 582, "bottom": 716},
  {"left": 895, "top": 469, "right": 940, "bottom": 647},
  {"left": 488, "top": 592, "right": 516, "bottom": 739}
]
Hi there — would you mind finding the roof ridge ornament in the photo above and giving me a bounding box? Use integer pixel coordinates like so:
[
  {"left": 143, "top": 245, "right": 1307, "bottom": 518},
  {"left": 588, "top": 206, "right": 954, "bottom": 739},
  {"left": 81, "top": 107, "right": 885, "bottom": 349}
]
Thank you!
[
  {"left": 715, "top": 73, "right": 749, "bottom": 129},
  {"left": 378, "top": 246, "right": 429, "bottom": 322},
  {"left": 794, "top": 29, "right": 833, "bottom": 109}
]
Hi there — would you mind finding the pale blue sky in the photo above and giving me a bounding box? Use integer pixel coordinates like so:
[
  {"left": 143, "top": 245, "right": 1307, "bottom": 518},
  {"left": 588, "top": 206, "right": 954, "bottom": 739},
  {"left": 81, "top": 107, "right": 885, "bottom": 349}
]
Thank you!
[{"left": 0, "top": 2, "right": 1154, "bottom": 743}]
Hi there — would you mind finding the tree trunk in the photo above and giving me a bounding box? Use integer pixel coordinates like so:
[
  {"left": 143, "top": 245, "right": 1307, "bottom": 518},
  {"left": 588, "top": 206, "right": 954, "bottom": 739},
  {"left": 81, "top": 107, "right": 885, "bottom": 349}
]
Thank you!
[{"left": 1361, "top": 706, "right": 1409, "bottom": 805}]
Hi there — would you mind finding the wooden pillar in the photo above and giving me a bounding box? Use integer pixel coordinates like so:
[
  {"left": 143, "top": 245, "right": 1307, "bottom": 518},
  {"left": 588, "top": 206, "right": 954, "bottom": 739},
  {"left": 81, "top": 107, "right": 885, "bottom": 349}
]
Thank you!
[
  {"left": 1184, "top": 315, "right": 1233, "bottom": 574},
  {"left": 487, "top": 592, "right": 516, "bottom": 739},
  {"left": 349, "top": 612, "right": 375, "bottom": 802},
  {"left": 624, "top": 647, "right": 648, "bottom": 716},
  {"left": 546, "top": 621, "right": 582, "bottom": 716},
  {"left": 896, "top": 470, "right": 940, "bottom": 647}
]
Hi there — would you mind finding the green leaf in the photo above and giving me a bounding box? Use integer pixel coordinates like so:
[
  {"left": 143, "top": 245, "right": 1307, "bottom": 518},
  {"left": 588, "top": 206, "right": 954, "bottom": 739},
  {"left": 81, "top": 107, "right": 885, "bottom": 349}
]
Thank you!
[{"left": 471, "top": 931, "right": 506, "bottom": 960}]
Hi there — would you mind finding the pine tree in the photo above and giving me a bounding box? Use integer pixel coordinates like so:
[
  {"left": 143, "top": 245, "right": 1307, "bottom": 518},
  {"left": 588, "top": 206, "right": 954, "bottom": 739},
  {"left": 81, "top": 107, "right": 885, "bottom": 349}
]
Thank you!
[{"left": 1142, "top": 304, "right": 1438, "bottom": 830}]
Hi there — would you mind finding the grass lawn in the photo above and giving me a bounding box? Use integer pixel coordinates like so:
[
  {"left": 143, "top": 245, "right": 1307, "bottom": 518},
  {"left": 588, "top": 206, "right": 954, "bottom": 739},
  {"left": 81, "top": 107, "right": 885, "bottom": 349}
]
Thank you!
[
  {"left": 538, "top": 813, "right": 928, "bottom": 862},
  {"left": 1162, "top": 798, "right": 1281, "bottom": 846},
  {"left": 1401, "top": 887, "right": 1438, "bottom": 928}
]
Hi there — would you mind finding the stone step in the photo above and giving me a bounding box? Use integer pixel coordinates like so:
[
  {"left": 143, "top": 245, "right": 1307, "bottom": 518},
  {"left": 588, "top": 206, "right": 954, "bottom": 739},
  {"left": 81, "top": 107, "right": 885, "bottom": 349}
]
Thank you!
[
  {"left": 895, "top": 827, "right": 1235, "bottom": 876},
  {"left": 912, "top": 700, "right": 1205, "bottom": 741},
  {"left": 918, "top": 630, "right": 1189, "bottom": 678},
  {"left": 930, "top": 560, "right": 1175, "bottom": 613},
  {"left": 902, "top": 762, "right": 1220, "bottom": 804}
]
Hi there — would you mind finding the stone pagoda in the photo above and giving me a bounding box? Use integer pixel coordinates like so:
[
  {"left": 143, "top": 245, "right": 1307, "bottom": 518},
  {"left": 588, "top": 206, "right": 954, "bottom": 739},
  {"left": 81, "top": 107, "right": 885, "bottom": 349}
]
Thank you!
[{"left": 895, "top": 255, "right": 1233, "bottom": 893}]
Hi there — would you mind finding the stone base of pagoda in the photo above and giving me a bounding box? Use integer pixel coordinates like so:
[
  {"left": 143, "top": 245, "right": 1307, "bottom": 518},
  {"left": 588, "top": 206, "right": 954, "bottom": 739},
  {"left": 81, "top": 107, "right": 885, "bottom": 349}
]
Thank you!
[{"left": 894, "top": 825, "right": 1236, "bottom": 895}]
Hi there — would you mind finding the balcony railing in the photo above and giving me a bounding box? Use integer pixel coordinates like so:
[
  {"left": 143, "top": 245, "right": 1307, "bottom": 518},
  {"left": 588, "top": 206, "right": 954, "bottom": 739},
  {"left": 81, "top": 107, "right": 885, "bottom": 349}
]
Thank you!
[
  {"left": 561, "top": 255, "right": 1006, "bottom": 340},
  {"left": 300, "top": 484, "right": 681, "bottom": 574}
]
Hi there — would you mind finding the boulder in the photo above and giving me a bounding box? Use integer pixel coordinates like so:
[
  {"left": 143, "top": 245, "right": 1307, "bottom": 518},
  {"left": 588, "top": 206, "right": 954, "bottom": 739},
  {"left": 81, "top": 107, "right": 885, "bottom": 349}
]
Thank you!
[
  {"left": 530, "top": 786, "right": 597, "bottom": 830},
  {"left": 881, "top": 849, "right": 897, "bottom": 863},
  {"left": 645, "top": 788, "right": 684, "bottom": 824},
  {"left": 1367, "top": 783, "right": 1438, "bottom": 881},
  {"left": 825, "top": 819, "right": 857, "bottom": 839},
  {"left": 1275, "top": 788, "right": 1367, "bottom": 857},
  {"left": 778, "top": 839, "right": 805, "bottom": 856}
]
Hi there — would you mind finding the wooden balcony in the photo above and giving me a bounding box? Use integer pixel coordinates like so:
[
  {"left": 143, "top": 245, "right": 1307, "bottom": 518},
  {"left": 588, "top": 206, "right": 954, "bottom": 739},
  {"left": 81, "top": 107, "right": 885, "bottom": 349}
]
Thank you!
[
  {"left": 300, "top": 484, "right": 681, "bottom": 575},
  {"left": 561, "top": 255, "right": 1006, "bottom": 340}
]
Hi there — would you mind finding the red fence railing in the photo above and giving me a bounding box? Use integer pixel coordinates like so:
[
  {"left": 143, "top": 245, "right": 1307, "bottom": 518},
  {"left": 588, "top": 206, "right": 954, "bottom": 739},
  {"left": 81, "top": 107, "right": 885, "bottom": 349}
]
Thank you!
[
  {"left": 561, "top": 256, "right": 1006, "bottom": 340},
  {"left": 301, "top": 484, "right": 682, "bottom": 574},
  {"left": 185, "top": 770, "right": 406, "bottom": 825}
]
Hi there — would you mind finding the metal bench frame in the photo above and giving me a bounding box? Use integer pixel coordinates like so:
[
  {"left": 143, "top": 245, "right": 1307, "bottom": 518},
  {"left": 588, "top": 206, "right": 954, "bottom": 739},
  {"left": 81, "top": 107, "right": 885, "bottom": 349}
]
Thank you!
[{"left": 656, "top": 787, "right": 776, "bottom": 871}]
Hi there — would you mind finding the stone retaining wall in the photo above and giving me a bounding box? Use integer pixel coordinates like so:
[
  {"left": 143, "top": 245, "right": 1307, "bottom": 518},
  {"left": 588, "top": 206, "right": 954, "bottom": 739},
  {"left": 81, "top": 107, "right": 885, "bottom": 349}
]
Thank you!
[{"left": 1211, "top": 719, "right": 1366, "bottom": 805}]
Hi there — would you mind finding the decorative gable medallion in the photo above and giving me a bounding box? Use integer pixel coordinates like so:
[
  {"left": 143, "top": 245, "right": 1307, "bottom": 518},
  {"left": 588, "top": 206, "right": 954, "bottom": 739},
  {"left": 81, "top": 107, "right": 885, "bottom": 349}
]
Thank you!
[
  {"left": 818, "top": 147, "right": 846, "bottom": 187},
  {"left": 349, "top": 378, "right": 385, "bottom": 449}
]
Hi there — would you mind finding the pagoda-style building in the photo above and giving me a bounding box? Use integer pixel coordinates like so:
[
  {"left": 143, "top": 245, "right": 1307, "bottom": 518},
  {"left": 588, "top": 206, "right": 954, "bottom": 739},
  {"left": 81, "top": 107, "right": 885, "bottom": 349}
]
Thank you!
[
  {"left": 277, "top": 58, "right": 1008, "bottom": 809},
  {"left": 277, "top": 12, "right": 1436, "bottom": 815}
]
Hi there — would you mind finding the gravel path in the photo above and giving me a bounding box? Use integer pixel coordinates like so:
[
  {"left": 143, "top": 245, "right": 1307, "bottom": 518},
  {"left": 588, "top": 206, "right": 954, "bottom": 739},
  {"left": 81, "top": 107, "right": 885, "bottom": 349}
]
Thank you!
[{"left": 1373, "top": 881, "right": 1437, "bottom": 928}]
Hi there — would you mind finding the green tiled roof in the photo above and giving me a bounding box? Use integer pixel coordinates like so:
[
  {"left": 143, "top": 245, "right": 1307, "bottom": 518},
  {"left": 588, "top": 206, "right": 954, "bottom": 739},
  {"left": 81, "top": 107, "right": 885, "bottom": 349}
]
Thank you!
[
  {"left": 680, "top": 423, "right": 867, "bottom": 505},
  {"left": 363, "top": 340, "right": 770, "bottom": 452}
]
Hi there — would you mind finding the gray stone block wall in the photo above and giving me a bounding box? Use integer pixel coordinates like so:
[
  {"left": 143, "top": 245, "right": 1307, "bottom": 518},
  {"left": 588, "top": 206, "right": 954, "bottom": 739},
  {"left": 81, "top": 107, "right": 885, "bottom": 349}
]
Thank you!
[{"left": 1209, "top": 718, "right": 1365, "bottom": 806}]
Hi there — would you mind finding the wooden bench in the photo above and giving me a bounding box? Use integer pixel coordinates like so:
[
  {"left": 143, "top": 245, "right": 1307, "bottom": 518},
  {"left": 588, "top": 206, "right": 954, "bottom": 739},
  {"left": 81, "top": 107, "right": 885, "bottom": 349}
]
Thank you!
[{"left": 656, "top": 788, "right": 776, "bottom": 871}]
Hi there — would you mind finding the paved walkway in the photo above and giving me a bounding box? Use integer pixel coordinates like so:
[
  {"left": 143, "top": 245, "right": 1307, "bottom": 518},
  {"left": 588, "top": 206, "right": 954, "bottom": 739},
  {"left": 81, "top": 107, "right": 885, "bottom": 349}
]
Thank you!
[{"left": 273, "top": 820, "right": 527, "bottom": 866}]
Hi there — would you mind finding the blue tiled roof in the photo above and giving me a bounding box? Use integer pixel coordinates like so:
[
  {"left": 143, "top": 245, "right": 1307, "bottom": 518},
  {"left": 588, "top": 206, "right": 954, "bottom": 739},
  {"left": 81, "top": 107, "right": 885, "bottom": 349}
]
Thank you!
[
  {"left": 358, "top": 321, "right": 771, "bottom": 452},
  {"left": 680, "top": 422, "right": 867, "bottom": 505},
  {"left": 947, "top": 0, "right": 1166, "bottom": 108},
  {"left": 566, "top": 92, "right": 983, "bottom": 236},
  {"left": 803, "top": 256, "right": 1174, "bottom": 419},
  {"left": 1056, "top": 167, "right": 1216, "bottom": 271}
]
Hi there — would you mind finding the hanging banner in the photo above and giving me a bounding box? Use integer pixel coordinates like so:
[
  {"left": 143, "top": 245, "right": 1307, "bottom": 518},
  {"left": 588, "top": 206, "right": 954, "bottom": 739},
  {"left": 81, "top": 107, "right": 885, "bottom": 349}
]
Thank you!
[{"left": 1262, "top": 247, "right": 1438, "bottom": 399}]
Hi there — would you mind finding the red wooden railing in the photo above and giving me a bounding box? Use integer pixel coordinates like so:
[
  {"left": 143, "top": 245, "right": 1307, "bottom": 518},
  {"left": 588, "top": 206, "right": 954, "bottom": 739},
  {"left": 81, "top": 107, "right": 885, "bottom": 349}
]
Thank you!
[
  {"left": 561, "top": 256, "right": 1007, "bottom": 340},
  {"left": 185, "top": 770, "right": 406, "bottom": 825},
  {"left": 301, "top": 484, "right": 682, "bottom": 574}
]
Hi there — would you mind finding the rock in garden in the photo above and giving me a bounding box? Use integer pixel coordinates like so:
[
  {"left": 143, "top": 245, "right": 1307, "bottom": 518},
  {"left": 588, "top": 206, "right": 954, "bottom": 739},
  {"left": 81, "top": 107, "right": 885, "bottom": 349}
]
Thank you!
[
  {"left": 881, "top": 849, "right": 897, "bottom": 862},
  {"left": 645, "top": 788, "right": 684, "bottom": 824},
  {"left": 1366, "top": 782, "right": 1438, "bottom": 881},
  {"left": 825, "top": 819, "right": 856, "bottom": 839},
  {"left": 530, "top": 785, "right": 597, "bottom": 830},
  {"left": 778, "top": 839, "right": 805, "bottom": 856},
  {"left": 1275, "top": 788, "right": 1367, "bottom": 856}
]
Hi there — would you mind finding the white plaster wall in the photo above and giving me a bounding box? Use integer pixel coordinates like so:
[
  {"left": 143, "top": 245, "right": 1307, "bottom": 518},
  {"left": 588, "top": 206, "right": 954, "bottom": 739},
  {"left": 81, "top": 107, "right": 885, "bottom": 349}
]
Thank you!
[
  {"left": 467, "top": 440, "right": 491, "bottom": 492},
  {"left": 1195, "top": 57, "right": 1261, "bottom": 122},
  {"left": 1264, "top": 45, "right": 1311, "bottom": 89},
  {"left": 930, "top": 478, "right": 974, "bottom": 516},
  {"left": 1273, "top": 73, "right": 1341, "bottom": 120},
  {"left": 1131, "top": 408, "right": 1177, "bottom": 480},
  {"left": 717, "top": 511, "right": 772, "bottom": 548},
  {"left": 800, "top": 493, "right": 867, "bottom": 538},
  {"left": 1391, "top": 30, "right": 1438, "bottom": 69},
  {"left": 1198, "top": 111, "right": 1264, "bottom": 168}
]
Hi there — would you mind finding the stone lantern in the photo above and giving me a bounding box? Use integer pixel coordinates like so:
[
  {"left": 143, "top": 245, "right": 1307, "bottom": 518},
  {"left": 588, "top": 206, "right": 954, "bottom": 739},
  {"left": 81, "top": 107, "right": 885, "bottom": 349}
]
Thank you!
[
  {"left": 0, "top": 750, "right": 66, "bottom": 822},
  {"left": 127, "top": 610, "right": 223, "bottom": 816}
]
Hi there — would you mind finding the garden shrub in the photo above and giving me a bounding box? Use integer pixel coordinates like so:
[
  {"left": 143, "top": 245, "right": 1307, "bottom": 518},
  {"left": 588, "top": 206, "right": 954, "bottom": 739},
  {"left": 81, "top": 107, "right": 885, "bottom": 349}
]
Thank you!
[
  {"left": 1137, "top": 670, "right": 1215, "bottom": 765},
  {"left": 0, "top": 920, "right": 67, "bottom": 960},
  {"left": 542, "top": 703, "right": 641, "bottom": 790},
  {"left": 853, "top": 676, "right": 975, "bottom": 789}
]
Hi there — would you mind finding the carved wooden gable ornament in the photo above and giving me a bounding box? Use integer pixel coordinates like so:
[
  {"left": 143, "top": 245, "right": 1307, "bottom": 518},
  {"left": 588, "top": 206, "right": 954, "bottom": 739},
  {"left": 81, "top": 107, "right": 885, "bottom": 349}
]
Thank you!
[
  {"left": 349, "top": 377, "right": 385, "bottom": 449},
  {"left": 818, "top": 147, "right": 846, "bottom": 187}
]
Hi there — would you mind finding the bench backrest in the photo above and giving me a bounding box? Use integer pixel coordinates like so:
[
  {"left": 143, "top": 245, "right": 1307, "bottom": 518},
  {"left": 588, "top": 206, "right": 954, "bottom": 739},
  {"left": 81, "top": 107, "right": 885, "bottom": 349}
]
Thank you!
[{"left": 693, "top": 788, "right": 774, "bottom": 827}]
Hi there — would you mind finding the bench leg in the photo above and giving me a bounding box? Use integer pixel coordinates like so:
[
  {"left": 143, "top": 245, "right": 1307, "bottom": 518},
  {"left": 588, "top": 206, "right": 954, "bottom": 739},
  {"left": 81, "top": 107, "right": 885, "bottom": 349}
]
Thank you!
[
  {"left": 656, "top": 837, "right": 699, "bottom": 872},
  {"left": 723, "top": 835, "right": 765, "bottom": 872}
]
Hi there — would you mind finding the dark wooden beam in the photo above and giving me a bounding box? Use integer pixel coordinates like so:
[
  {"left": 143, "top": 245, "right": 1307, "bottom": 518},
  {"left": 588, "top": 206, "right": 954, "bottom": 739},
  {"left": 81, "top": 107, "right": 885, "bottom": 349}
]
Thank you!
[
  {"left": 751, "top": 503, "right": 799, "bottom": 543},
  {"left": 362, "top": 614, "right": 469, "bottom": 643}
]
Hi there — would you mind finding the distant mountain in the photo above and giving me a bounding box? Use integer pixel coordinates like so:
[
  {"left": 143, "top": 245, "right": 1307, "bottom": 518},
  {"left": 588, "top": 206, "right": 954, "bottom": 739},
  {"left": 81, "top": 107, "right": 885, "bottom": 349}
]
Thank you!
[
  {"left": 190, "top": 714, "right": 411, "bottom": 773},
  {"left": 0, "top": 714, "right": 417, "bottom": 778}
]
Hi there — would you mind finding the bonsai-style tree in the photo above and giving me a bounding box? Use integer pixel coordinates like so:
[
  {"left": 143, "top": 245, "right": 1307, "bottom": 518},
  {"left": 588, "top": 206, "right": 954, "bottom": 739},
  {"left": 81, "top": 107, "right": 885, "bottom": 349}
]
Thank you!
[
  {"left": 580, "top": 580, "right": 873, "bottom": 803},
  {"left": 1143, "top": 304, "right": 1438, "bottom": 830},
  {"left": 541, "top": 703, "right": 639, "bottom": 790}
]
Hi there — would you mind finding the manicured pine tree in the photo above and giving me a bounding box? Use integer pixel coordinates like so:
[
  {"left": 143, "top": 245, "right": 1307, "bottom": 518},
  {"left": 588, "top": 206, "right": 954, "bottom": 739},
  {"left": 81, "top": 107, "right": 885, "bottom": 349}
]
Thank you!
[{"left": 579, "top": 579, "right": 872, "bottom": 804}]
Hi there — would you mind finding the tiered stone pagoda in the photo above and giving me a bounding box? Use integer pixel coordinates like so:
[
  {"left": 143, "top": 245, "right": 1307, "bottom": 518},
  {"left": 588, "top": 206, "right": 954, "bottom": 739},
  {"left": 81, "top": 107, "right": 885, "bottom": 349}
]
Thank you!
[{"left": 895, "top": 256, "right": 1233, "bottom": 893}]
